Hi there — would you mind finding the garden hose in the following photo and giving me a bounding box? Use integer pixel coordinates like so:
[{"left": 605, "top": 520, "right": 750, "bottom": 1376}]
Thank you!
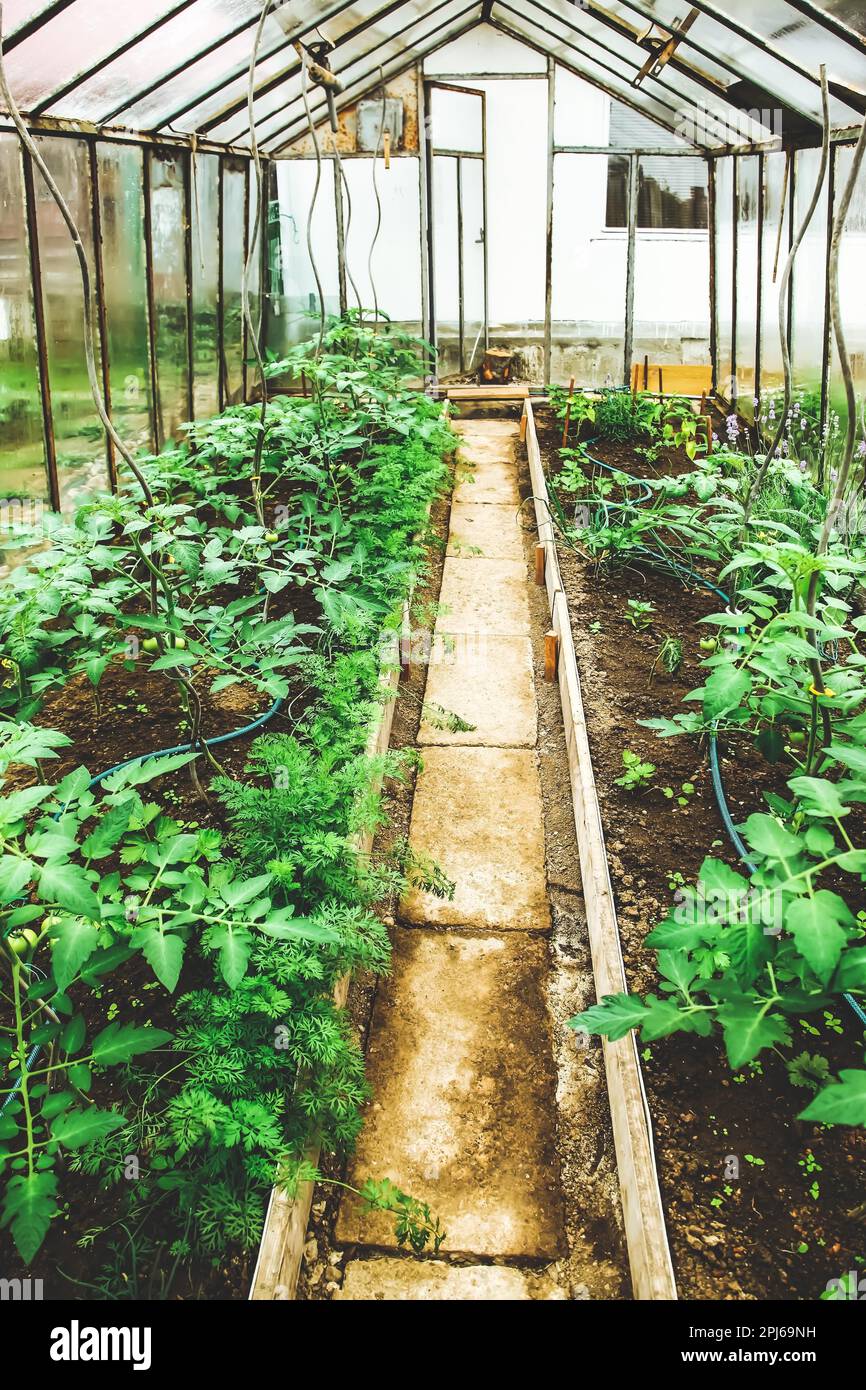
[{"left": 548, "top": 443, "right": 866, "bottom": 1032}]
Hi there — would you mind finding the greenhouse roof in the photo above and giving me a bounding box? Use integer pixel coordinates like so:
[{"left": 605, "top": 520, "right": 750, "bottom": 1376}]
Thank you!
[{"left": 0, "top": 0, "right": 863, "bottom": 154}]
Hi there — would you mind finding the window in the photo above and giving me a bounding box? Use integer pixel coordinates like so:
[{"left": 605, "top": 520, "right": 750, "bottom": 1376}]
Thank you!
[{"left": 605, "top": 104, "right": 708, "bottom": 231}]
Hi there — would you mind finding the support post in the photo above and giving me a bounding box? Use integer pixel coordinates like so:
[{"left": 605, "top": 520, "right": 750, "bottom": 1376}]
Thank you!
[
  {"left": 543, "top": 56, "right": 555, "bottom": 385},
  {"left": 88, "top": 139, "right": 117, "bottom": 492},
  {"left": 623, "top": 154, "right": 638, "bottom": 389},
  {"left": 21, "top": 147, "right": 60, "bottom": 512}
]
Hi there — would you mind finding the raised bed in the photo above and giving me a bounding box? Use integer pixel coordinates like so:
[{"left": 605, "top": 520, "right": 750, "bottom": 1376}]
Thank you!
[
  {"left": 525, "top": 400, "right": 866, "bottom": 1302},
  {"left": 523, "top": 399, "right": 677, "bottom": 1302}
]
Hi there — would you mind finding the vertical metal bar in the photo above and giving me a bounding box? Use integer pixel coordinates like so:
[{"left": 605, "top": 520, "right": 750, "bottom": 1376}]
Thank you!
[
  {"left": 707, "top": 157, "right": 718, "bottom": 395},
  {"left": 416, "top": 68, "right": 430, "bottom": 350},
  {"left": 786, "top": 152, "right": 796, "bottom": 365},
  {"left": 480, "top": 90, "right": 489, "bottom": 352},
  {"left": 21, "top": 146, "right": 60, "bottom": 512},
  {"left": 456, "top": 156, "right": 465, "bottom": 374},
  {"left": 543, "top": 57, "right": 555, "bottom": 385},
  {"left": 754, "top": 153, "right": 764, "bottom": 415},
  {"left": 260, "top": 159, "right": 272, "bottom": 361},
  {"left": 730, "top": 156, "right": 738, "bottom": 405},
  {"left": 333, "top": 156, "right": 348, "bottom": 317},
  {"left": 623, "top": 153, "right": 638, "bottom": 390},
  {"left": 88, "top": 139, "right": 117, "bottom": 492},
  {"left": 819, "top": 148, "right": 834, "bottom": 444},
  {"left": 217, "top": 157, "right": 226, "bottom": 412},
  {"left": 242, "top": 161, "right": 251, "bottom": 401},
  {"left": 423, "top": 83, "right": 437, "bottom": 363},
  {"left": 183, "top": 147, "right": 196, "bottom": 426},
  {"left": 142, "top": 149, "right": 162, "bottom": 452}
]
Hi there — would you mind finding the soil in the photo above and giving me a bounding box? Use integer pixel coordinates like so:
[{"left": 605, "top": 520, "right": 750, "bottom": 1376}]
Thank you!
[{"left": 535, "top": 404, "right": 866, "bottom": 1301}]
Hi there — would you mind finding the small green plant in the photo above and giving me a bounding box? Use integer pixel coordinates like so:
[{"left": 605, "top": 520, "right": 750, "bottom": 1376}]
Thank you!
[
  {"left": 625, "top": 598, "right": 656, "bottom": 631},
  {"left": 651, "top": 635, "right": 683, "bottom": 680},
  {"left": 662, "top": 781, "right": 696, "bottom": 808},
  {"left": 615, "top": 748, "right": 656, "bottom": 791}
]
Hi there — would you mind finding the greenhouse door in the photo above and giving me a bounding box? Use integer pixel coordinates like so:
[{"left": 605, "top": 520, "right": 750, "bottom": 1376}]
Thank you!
[{"left": 425, "top": 81, "right": 488, "bottom": 377}]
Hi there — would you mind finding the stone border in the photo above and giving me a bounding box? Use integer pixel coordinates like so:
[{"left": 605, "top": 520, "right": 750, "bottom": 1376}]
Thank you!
[{"left": 523, "top": 398, "right": 678, "bottom": 1302}]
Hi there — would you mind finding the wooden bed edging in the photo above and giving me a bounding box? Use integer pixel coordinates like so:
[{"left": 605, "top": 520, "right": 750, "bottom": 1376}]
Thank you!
[
  {"left": 522, "top": 399, "right": 678, "bottom": 1302},
  {"left": 248, "top": 627, "right": 404, "bottom": 1301}
]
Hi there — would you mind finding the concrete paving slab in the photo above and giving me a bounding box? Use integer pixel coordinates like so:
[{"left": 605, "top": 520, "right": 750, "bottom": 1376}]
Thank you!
[
  {"left": 419, "top": 635, "right": 536, "bottom": 747},
  {"left": 335, "top": 929, "right": 564, "bottom": 1258},
  {"left": 446, "top": 501, "right": 524, "bottom": 559},
  {"left": 435, "top": 557, "right": 530, "bottom": 637},
  {"left": 401, "top": 746, "right": 550, "bottom": 930},
  {"left": 336, "top": 1259, "right": 566, "bottom": 1300},
  {"left": 453, "top": 459, "right": 520, "bottom": 506}
]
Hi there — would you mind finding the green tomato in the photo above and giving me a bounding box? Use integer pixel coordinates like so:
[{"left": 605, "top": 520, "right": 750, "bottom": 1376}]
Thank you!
[
  {"left": 142, "top": 637, "right": 159, "bottom": 653},
  {"left": 7, "top": 928, "right": 38, "bottom": 956},
  {"left": 264, "top": 531, "right": 279, "bottom": 543},
  {"left": 788, "top": 730, "right": 806, "bottom": 745},
  {"left": 173, "top": 638, "right": 186, "bottom": 650},
  {"left": 699, "top": 638, "right": 718, "bottom": 652}
]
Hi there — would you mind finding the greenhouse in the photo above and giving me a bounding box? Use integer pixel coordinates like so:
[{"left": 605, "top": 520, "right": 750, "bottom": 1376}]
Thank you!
[{"left": 0, "top": 0, "right": 865, "bottom": 1326}]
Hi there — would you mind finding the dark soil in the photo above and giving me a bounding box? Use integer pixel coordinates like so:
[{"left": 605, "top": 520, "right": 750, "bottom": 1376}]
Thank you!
[{"left": 537, "top": 405, "right": 866, "bottom": 1302}]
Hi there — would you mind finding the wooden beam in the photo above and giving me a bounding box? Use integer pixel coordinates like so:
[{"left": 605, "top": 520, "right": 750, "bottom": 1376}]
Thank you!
[{"left": 522, "top": 398, "right": 677, "bottom": 1301}]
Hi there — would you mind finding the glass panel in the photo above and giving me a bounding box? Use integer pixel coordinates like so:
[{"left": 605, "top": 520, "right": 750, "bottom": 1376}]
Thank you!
[
  {"left": 2, "top": 0, "right": 183, "bottom": 111},
  {"left": 551, "top": 153, "right": 627, "bottom": 387},
  {"left": 247, "top": 169, "right": 263, "bottom": 362},
  {"left": 715, "top": 156, "right": 734, "bottom": 402},
  {"left": 148, "top": 151, "right": 190, "bottom": 445},
  {"left": 342, "top": 156, "right": 422, "bottom": 333},
  {"left": 48, "top": 0, "right": 268, "bottom": 123},
  {"left": 735, "top": 155, "right": 760, "bottom": 421},
  {"left": 0, "top": 133, "right": 47, "bottom": 533},
  {"left": 790, "top": 146, "right": 829, "bottom": 436},
  {"left": 827, "top": 141, "right": 866, "bottom": 457},
  {"left": 431, "top": 155, "right": 459, "bottom": 372},
  {"left": 759, "top": 151, "right": 790, "bottom": 407},
  {"left": 459, "top": 157, "right": 485, "bottom": 373},
  {"left": 425, "top": 24, "right": 546, "bottom": 74},
  {"left": 221, "top": 160, "right": 246, "bottom": 403},
  {"left": 33, "top": 135, "right": 109, "bottom": 510},
  {"left": 595, "top": 0, "right": 856, "bottom": 129},
  {"left": 113, "top": 12, "right": 288, "bottom": 131},
  {"left": 97, "top": 143, "right": 152, "bottom": 457},
  {"left": 429, "top": 85, "right": 483, "bottom": 153},
  {"left": 268, "top": 158, "right": 339, "bottom": 355},
  {"left": 478, "top": 77, "right": 546, "bottom": 363},
  {"left": 191, "top": 151, "right": 220, "bottom": 420},
  {"left": 633, "top": 157, "right": 710, "bottom": 374}
]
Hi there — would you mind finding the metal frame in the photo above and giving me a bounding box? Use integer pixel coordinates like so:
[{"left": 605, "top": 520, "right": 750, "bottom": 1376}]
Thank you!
[
  {"left": 263, "top": 2, "right": 484, "bottom": 153},
  {"left": 2, "top": 0, "right": 864, "bottom": 513},
  {"left": 87, "top": 137, "right": 117, "bottom": 490},
  {"left": 425, "top": 78, "right": 489, "bottom": 374},
  {"left": 200, "top": 0, "right": 417, "bottom": 140},
  {"left": 21, "top": 145, "right": 60, "bottom": 511}
]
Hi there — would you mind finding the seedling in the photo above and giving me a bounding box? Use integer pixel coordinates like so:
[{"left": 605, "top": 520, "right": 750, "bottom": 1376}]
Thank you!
[
  {"left": 625, "top": 598, "right": 656, "bottom": 631},
  {"left": 651, "top": 634, "right": 683, "bottom": 680},
  {"left": 662, "top": 781, "right": 696, "bottom": 808},
  {"left": 615, "top": 748, "right": 656, "bottom": 790}
]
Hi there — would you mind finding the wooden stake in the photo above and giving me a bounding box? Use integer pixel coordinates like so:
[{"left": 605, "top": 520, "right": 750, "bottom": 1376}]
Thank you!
[
  {"left": 561, "top": 376, "right": 575, "bottom": 447},
  {"left": 544, "top": 629, "right": 559, "bottom": 682},
  {"left": 383, "top": 130, "right": 391, "bottom": 169},
  {"left": 519, "top": 410, "right": 528, "bottom": 442},
  {"left": 535, "top": 542, "right": 546, "bottom": 586}
]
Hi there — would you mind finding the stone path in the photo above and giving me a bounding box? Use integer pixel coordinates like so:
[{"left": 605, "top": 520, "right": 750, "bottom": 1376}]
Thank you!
[{"left": 335, "top": 419, "right": 566, "bottom": 1299}]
